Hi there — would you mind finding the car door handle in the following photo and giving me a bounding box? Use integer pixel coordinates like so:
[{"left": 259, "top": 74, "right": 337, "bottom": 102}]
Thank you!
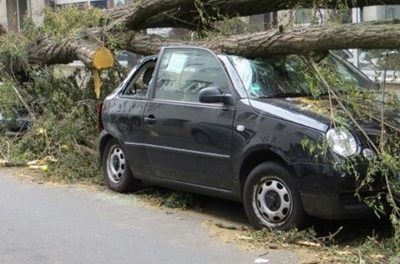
[{"left": 144, "top": 115, "right": 157, "bottom": 125}]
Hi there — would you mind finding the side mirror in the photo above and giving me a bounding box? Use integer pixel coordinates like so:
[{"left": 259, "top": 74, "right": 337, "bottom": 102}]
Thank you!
[{"left": 199, "top": 87, "right": 233, "bottom": 105}]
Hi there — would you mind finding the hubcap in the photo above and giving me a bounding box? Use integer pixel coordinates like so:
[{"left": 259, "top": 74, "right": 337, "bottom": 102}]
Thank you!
[
  {"left": 252, "top": 177, "right": 292, "bottom": 227},
  {"left": 106, "top": 146, "right": 126, "bottom": 184}
]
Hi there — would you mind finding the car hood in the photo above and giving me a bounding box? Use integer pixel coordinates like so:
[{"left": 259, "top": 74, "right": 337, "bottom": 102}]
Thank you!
[
  {"left": 248, "top": 97, "right": 332, "bottom": 132},
  {"left": 249, "top": 96, "right": 400, "bottom": 134}
]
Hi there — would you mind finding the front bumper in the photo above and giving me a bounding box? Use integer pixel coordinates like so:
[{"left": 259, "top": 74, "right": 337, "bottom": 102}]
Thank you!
[
  {"left": 292, "top": 163, "right": 376, "bottom": 220},
  {"left": 301, "top": 192, "right": 375, "bottom": 220}
]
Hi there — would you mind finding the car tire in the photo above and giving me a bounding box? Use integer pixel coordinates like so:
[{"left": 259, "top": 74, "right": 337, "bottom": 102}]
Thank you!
[
  {"left": 243, "top": 162, "right": 308, "bottom": 231},
  {"left": 102, "top": 138, "right": 139, "bottom": 193}
]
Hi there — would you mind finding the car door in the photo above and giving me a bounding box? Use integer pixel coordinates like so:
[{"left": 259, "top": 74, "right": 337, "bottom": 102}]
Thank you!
[
  {"left": 141, "top": 47, "right": 236, "bottom": 190},
  {"left": 113, "top": 57, "right": 156, "bottom": 179}
]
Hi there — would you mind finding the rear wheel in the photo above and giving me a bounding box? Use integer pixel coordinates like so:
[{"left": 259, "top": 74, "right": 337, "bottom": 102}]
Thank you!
[
  {"left": 102, "top": 139, "right": 139, "bottom": 192},
  {"left": 243, "top": 162, "right": 308, "bottom": 231}
]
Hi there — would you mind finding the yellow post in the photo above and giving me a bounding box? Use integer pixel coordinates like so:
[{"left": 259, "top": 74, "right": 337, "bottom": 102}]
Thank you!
[
  {"left": 93, "top": 69, "right": 102, "bottom": 99},
  {"left": 91, "top": 47, "right": 114, "bottom": 99}
]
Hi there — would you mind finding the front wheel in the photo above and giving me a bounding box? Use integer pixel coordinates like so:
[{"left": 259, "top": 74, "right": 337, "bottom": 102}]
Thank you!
[
  {"left": 102, "top": 139, "right": 139, "bottom": 193},
  {"left": 243, "top": 162, "right": 308, "bottom": 231}
]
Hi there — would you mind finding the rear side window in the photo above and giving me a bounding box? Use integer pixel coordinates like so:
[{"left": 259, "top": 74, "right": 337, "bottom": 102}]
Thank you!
[
  {"left": 154, "top": 48, "right": 229, "bottom": 102},
  {"left": 123, "top": 62, "right": 155, "bottom": 98}
]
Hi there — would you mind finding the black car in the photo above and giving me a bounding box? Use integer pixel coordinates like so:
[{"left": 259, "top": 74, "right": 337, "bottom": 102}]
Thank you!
[
  {"left": 99, "top": 46, "right": 379, "bottom": 230},
  {"left": 0, "top": 112, "right": 30, "bottom": 136}
]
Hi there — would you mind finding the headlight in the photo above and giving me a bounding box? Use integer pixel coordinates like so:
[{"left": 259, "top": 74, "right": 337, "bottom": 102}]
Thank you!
[{"left": 326, "top": 128, "right": 358, "bottom": 157}]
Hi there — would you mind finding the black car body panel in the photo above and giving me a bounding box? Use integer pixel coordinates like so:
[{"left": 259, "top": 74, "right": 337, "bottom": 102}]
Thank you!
[
  {"left": 101, "top": 47, "right": 376, "bottom": 220},
  {"left": 0, "top": 112, "right": 30, "bottom": 136},
  {"left": 141, "top": 100, "right": 235, "bottom": 190}
]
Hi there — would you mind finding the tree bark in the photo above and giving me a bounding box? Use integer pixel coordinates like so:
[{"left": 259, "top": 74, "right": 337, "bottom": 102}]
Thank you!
[
  {"left": 123, "top": 22, "right": 400, "bottom": 58},
  {"left": 209, "top": 22, "right": 400, "bottom": 58},
  {"left": 27, "top": 29, "right": 114, "bottom": 69}
]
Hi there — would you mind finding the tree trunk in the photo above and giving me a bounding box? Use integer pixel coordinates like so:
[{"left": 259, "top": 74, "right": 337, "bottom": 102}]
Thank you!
[
  {"left": 28, "top": 30, "right": 114, "bottom": 69},
  {"left": 6, "top": 0, "right": 400, "bottom": 69},
  {"left": 209, "top": 22, "right": 400, "bottom": 57},
  {"left": 0, "top": 24, "right": 5, "bottom": 37},
  {"left": 124, "top": 22, "right": 400, "bottom": 58}
]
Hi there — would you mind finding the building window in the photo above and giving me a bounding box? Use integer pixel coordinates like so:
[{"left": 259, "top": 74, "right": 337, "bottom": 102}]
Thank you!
[{"left": 6, "top": 0, "right": 28, "bottom": 32}]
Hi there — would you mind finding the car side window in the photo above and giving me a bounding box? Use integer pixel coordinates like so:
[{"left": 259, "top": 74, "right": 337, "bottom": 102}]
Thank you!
[
  {"left": 154, "top": 48, "right": 230, "bottom": 102},
  {"left": 123, "top": 62, "right": 155, "bottom": 98}
]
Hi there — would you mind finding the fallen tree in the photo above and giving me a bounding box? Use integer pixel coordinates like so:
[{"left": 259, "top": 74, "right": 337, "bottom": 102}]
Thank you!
[
  {"left": 24, "top": 20, "right": 400, "bottom": 69},
  {"left": 3, "top": 0, "right": 400, "bottom": 71},
  {"left": 106, "top": 0, "right": 400, "bottom": 30},
  {"left": 28, "top": 30, "right": 114, "bottom": 69},
  {"left": 123, "top": 21, "right": 400, "bottom": 57}
]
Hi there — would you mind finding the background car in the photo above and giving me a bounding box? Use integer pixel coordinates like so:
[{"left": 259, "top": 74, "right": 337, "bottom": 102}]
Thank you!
[{"left": 0, "top": 112, "right": 30, "bottom": 136}]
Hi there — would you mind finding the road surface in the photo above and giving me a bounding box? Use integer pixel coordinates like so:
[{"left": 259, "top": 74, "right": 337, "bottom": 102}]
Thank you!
[{"left": 0, "top": 169, "right": 300, "bottom": 264}]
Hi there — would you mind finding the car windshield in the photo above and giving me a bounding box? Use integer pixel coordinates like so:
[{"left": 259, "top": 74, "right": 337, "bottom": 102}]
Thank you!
[{"left": 229, "top": 53, "right": 377, "bottom": 99}]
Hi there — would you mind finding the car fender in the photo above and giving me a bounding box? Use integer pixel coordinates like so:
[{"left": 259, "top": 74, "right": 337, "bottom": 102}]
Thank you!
[{"left": 98, "top": 128, "right": 124, "bottom": 161}]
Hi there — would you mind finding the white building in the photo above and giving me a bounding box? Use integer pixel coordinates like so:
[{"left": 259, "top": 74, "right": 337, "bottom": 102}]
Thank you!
[
  {"left": 363, "top": 5, "right": 400, "bottom": 21},
  {"left": 0, "top": 0, "right": 122, "bottom": 32},
  {"left": 247, "top": 5, "right": 400, "bottom": 29},
  {"left": 52, "top": 0, "right": 115, "bottom": 9},
  {"left": 0, "top": 0, "right": 48, "bottom": 32}
]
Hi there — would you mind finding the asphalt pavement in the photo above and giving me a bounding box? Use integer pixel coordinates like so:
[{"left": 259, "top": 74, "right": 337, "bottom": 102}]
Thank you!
[{"left": 0, "top": 169, "right": 300, "bottom": 264}]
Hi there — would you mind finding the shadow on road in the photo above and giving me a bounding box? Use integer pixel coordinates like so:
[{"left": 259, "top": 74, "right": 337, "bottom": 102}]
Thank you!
[
  {"left": 132, "top": 186, "right": 393, "bottom": 245},
  {"left": 311, "top": 216, "right": 393, "bottom": 244},
  {"left": 132, "top": 185, "right": 249, "bottom": 224}
]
